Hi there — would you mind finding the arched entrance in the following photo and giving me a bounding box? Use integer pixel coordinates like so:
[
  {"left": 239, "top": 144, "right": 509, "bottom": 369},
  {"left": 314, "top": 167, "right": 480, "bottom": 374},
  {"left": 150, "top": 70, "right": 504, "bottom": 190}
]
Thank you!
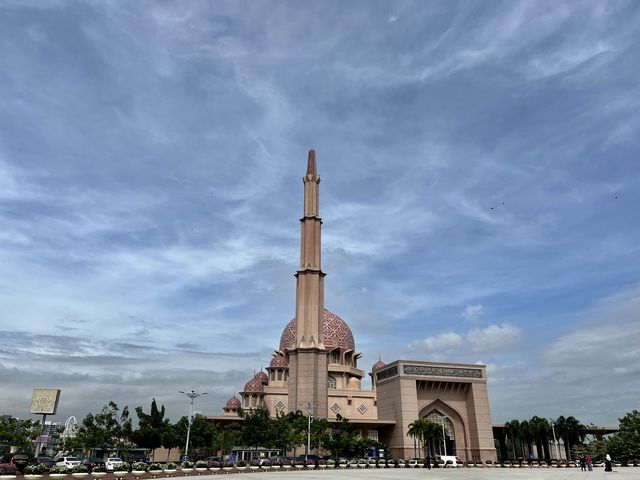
[{"left": 423, "top": 409, "right": 455, "bottom": 456}]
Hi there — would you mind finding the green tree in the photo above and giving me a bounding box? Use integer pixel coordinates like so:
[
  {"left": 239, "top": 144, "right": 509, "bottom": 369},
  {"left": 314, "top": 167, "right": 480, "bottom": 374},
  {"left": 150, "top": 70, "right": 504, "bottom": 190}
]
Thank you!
[
  {"left": 174, "top": 415, "right": 217, "bottom": 458},
  {"left": 133, "top": 399, "right": 167, "bottom": 460},
  {"left": 504, "top": 419, "right": 521, "bottom": 459},
  {"left": 0, "top": 417, "right": 40, "bottom": 453},
  {"left": 529, "top": 416, "right": 551, "bottom": 460},
  {"left": 556, "top": 415, "right": 586, "bottom": 460},
  {"left": 616, "top": 410, "right": 640, "bottom": 459},
  {"left": 75, "top": 402, "right": 133, "bottom": 456},
  {"left": 161, "top": 423, "right": 182, "bottom": 461}
]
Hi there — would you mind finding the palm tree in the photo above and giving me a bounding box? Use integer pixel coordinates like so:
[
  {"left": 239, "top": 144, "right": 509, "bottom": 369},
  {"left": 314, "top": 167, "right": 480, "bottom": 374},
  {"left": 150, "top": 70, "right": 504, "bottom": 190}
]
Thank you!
[
  {"left": 407, "top": 420, "right": 423, "bottom": 458},
  {"left": 556, "top": 416, "right": 585, "bottom": 460},
  {"left": 504, "top": 419, "right": 521, "bottom": 459},
  {"left": 529, "top": 416, "right": 551, "bottom": 460}
]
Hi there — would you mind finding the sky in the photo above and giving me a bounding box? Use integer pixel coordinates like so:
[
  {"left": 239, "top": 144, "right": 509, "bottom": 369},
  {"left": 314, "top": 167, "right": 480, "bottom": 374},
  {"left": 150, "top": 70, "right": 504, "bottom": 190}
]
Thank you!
[{"left": 0, "top": 0, "right": 639, "bottom": 428}]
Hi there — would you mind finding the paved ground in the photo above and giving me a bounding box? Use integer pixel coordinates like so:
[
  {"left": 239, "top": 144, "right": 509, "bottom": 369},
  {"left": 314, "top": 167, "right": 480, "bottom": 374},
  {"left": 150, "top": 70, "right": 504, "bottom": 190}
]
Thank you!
[{"left": 183, "top": 468, "right": 640, "bottom": 480}]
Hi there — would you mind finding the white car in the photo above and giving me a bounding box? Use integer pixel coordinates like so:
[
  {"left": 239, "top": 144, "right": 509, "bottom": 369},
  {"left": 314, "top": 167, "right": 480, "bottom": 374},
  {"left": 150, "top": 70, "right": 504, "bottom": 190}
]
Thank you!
[
  {"left": 106, "top": 458, "right": 124, "bottom": 471},
  {"left": 55, "top": 456, "right": 81, "bottom": 471}
]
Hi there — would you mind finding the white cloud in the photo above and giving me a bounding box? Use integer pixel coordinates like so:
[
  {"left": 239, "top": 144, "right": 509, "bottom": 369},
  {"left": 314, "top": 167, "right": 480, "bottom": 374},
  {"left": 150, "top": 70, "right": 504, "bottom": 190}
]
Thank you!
[
  {"left": 416, "top": 332, "right": 464, "bottom": 352},
  {"left": 461, "top": 304, "right": 484, "bottom": 321},
  {"left": 467, "top": 324, "right": 522, "bottom": 352}
]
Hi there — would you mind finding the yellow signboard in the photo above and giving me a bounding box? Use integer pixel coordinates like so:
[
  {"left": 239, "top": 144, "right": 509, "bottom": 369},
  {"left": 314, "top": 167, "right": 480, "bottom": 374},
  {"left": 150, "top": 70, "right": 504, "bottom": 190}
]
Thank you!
[{"left": 30, "top": 389, "right": 61, "bottom": 415}]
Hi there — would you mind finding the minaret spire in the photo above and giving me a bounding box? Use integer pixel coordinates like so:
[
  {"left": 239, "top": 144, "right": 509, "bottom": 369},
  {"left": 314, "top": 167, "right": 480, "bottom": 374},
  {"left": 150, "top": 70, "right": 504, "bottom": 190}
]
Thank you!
[
  {"left": 307, "top": 149, "right": 317, "bottom": 176},
  {"left": 287, "top": 148, "right": 328, "bottom": 419}
]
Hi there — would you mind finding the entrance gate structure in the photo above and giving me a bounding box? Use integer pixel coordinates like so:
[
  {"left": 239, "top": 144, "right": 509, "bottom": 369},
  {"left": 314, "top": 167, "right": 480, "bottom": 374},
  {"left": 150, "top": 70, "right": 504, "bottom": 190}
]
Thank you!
[{"left": 376, "top": 360, "right": 497, "bottom": 462}]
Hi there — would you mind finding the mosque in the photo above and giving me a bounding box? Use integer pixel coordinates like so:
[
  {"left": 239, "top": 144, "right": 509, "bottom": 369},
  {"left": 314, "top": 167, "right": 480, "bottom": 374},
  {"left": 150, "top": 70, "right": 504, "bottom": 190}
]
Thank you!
[{"left": 213, "top": 150, "right": 496, "bottom": 461}]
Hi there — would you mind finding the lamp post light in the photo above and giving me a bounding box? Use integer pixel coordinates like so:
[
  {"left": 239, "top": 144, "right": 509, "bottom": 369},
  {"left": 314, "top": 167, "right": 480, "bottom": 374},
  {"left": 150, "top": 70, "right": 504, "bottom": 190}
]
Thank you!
[
  {"left": 549, "top": 418, "right": 560, "bottom": 460},
  {"left": 300, "top": 402, "right": 316, "bottom": 462},
  {"left": 179, "top": 390, "right": 208, "bottom": 461},
  {"left": 440, "top": 415, "right": 448, "bottom": 456}
]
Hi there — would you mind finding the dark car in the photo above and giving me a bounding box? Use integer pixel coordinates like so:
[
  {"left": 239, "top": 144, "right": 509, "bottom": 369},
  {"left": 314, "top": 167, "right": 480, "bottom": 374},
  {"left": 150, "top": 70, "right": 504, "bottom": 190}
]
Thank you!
[
  {"left": 34, "top": 457, "right": 56, "bottom": 469},
  {"left": 82, "top": 457, "right": 106, "bottom": 471},
  {"left": 1, "top": 453, "right": 30, "bottom": 472},
  {"left": 125, "top": 454, "right": 148, "bottom": 464}
]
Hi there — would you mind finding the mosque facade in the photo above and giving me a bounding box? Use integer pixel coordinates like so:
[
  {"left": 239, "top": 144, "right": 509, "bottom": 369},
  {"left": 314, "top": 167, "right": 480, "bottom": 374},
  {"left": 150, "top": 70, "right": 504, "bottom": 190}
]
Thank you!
[{"left": 217, "top": 151, "right": 496, "bottom": 462}]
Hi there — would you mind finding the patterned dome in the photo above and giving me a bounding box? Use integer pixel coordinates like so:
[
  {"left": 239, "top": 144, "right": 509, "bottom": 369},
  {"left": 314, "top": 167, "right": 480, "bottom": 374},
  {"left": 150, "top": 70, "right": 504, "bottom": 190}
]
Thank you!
[
  {"left": 243, "top": 377, "right": 264, "bottom": 393},
  {"left": 270, "top": 355, "right": 288, "bottom": 368},
  {"left": 254, "top": 371, "right": 269, "bottom": 383},
  {"left": 372, "top": 359, "right": 386, "bottom": 371},
  {"left": 279, "top": 309, "right": 355, "bottom": 351},
  {"left": 225, "top": 396, "right": 241, "bottom": 409}
]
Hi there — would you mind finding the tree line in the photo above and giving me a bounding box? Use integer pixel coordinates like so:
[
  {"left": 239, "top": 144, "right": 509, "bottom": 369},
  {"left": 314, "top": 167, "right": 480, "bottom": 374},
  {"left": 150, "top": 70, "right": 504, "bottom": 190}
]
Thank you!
[
  {"left": 56, "top": 401, "right": 383, "bottom": 460},
  {"left": 499, "top": 411, "right": 640, "bottom": 463}
]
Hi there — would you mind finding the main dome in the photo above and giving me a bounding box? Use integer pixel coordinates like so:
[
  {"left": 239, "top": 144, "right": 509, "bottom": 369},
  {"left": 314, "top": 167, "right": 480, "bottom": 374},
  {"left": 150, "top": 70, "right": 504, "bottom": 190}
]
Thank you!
[{"left": 279, "top": 309, "right": 355, "bottom": 351}]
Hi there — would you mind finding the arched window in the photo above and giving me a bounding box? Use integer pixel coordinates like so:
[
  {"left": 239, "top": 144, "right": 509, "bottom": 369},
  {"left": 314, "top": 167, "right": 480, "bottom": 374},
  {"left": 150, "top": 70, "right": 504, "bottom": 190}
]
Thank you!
[
  {"left": 277, "top": 369, "right": 283, "bottom": 381},
  {"left": 327, "top": 375, "right": 337, "bottom": 389},
  {"left": 284, "top": 370, "right": 289, "bottom": 381},
  {"left": 330, "top": 351, "right": 340, "bottom": 364}
]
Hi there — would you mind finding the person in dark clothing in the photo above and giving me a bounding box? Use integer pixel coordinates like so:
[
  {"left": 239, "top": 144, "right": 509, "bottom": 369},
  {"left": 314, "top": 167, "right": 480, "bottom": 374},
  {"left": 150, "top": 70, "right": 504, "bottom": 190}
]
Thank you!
[
  {"left": 604, "top": 454, "right": 612, "bottom": 472},
  {"left": 580, "top": 454, "right": 586, "bottom": 471}
]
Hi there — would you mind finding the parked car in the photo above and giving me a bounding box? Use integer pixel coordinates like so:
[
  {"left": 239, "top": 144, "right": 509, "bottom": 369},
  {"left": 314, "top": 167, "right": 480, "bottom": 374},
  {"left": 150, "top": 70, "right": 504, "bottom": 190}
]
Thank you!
[
  {"left": 82, "top": 457, "right": 106, "bottom": 471},
  {"left": 105, "top": 458, "right": 124, "bottom": 471},
  {"left": 55, "top": 456, "right": 82, "bottom": 471},
  {"left": 0, "top": 453, "right": 30, "bottom": 472},
  {"left": 33, "top": 456, "right": 56, "bottom": 470},
  {"left": 125, "top": 454, "right": 148, "bottom": 464}
]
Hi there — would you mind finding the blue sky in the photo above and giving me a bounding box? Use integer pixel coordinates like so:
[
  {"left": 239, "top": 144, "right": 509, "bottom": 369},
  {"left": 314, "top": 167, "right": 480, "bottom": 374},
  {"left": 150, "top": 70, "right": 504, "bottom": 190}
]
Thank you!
[{"left": 1, "top": 0, "right": 639, "bottom": 427}]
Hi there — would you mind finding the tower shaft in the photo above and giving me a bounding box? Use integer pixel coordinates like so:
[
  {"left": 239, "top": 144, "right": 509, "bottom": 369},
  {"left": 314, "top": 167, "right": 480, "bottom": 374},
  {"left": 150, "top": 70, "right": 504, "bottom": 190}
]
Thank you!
[{"left": 288, "top": 149, "right": 328, "bottom": 418}]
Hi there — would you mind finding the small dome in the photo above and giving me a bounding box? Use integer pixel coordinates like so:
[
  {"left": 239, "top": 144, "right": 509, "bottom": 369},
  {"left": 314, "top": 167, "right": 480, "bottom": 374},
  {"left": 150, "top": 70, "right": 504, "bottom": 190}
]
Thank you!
[
  {"left": 279, "top": 309, "right": 355, "bottom": 351},
  {"left": 254, "top": 371, "right": 269, "bottom": 383},
  {"left": 372, "top": 360, "right": 385, "bottom": 371},
  {"left": 225, "top": 396, "right": 240, "bottom": 409},
  {"left": 270, "top": 355, "right": 288, "bottom": 368},
  {"left": 243, "top": 377, "right": 264, "bottom": 393}
]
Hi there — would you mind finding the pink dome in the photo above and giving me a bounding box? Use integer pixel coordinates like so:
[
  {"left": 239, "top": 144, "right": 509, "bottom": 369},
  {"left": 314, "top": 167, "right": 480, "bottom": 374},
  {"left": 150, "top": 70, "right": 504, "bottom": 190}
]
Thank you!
[
  {"left": 243, "top": 377, "right": 264, "bottom": 393},
  {"left": 279, "top": 309, "right": 355, "bottom": 351},
  {"left": 372, "top": 360, "right": 385, "bottom": 371},
  {"left": 254, "top": 371, "right": 269, "bottom": 383},
  {"left": 225, "top": 396, "right": 241, "bottom": 409},
  {"left": 270, "top": 355, "right": 288, "bottom": 368}
]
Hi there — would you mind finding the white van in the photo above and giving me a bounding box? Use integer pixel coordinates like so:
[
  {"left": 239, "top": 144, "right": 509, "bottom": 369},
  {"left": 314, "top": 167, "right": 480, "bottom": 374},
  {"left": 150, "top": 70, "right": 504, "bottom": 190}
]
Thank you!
[{"left": 436, "top": 455, "right": 463, "bottom": 467}]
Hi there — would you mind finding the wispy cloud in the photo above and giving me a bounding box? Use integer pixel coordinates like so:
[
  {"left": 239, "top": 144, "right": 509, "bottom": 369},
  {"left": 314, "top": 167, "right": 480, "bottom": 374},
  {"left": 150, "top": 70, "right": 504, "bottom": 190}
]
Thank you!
[{"left": 0, "top": 0, "right": 638, "bottom": 425}]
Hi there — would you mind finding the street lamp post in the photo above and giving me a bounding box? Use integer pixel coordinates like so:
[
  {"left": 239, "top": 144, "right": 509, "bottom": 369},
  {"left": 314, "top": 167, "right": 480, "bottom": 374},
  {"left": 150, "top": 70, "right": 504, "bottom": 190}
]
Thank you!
[
  {"left": 549, "top": 418, "right": 560, "bottom": 460},
  {"left": 179, "top": 390, "right": 208, "bottom": 461},
  {"left": 300, "top": 402, "right": 316, "bottom": 462},
  {"left": 440, "top": 415, "right": 448, "bottom": 456}
]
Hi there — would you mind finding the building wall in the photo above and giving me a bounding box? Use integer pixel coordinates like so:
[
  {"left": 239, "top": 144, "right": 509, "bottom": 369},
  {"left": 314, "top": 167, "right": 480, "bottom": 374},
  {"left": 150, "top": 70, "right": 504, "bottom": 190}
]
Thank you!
[{"left": 376, "top": 360, "right": 497, "bottom": 462}]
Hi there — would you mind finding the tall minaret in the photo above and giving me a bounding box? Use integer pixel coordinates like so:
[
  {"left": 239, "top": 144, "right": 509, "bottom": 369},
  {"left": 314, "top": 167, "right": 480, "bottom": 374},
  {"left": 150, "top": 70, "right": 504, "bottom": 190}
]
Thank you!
[{"left": 287, "top": 149, "right": 328, "bottom": 418}]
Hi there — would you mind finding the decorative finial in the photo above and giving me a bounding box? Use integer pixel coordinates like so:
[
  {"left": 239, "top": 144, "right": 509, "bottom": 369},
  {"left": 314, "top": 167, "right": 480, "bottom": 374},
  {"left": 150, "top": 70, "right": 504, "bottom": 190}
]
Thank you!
[
  {"left": 378, "top": 352, "right": 381, "bottom": 362},
  {"left": 307, "top": 149, "right": 317, "bottom": 176}
]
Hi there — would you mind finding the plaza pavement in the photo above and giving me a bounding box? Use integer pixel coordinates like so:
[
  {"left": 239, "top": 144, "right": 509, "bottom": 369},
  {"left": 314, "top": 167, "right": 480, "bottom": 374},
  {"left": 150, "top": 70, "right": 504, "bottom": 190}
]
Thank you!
[{"left": 183, "top": 468, "right": 640, "bottom": 480}]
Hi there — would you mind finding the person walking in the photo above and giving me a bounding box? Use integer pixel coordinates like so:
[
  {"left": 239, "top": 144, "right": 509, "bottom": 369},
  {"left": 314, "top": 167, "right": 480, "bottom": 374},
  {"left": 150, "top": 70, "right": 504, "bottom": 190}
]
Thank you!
[
  {"left": 604, "top": 454, "right": 612, "bottom": 472},
  {"left": 580, "top": 454, "right": 586, "bottom": 471},
  {"left": 586, "top": 454, "right": 592, "bottom": 471}
]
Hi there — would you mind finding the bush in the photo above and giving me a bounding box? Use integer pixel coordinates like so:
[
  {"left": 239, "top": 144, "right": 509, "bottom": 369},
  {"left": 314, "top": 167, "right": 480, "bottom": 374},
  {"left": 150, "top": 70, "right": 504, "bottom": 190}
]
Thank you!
[
  {"left": 131, "top": 462, "right": 147, "bottom": 472},
  {"left": 236, "top": 460, "right": 247, "bottom": 467},
  {"left": 49, "top": 465, "right": 69, "bottom": 474},
  {"left": 180, "top": 461, "right": 193, "bottom": 469},
  {"left": 92, "top": 466, "right": 107, "bottom": 473},
  {"left": 148, "top": 464, "right": 162, "bottom": 471},
  {"left": 164, "top": 463, "right": 177, "bottom": 470},
  {"left": 113, "top": 463, "right": 129, "bottom": 472},
  {"left": 0, "top": 463, "right": 18, "bottom": 475},
  {"left": 71, "top": 465, "right": 89, "bottom": 474},
  {"left": 194, "top": 461, "right": 208, "bottom": 468},
  {"left": 25, "top": 464, "right": 47, "bottom": 474},
  {"left": 222, "top": 460, "right": 234, "bottom": 468}
]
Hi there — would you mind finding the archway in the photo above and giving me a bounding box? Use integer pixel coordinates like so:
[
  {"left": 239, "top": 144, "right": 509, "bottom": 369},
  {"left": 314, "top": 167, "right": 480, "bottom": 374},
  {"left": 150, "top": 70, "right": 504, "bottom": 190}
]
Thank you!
[
  {"left": 423, "top": 410, "right": 455, "bottom": 456},
  {"left": 419, "top": 399, "right": 468, "bottom": 459}
]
